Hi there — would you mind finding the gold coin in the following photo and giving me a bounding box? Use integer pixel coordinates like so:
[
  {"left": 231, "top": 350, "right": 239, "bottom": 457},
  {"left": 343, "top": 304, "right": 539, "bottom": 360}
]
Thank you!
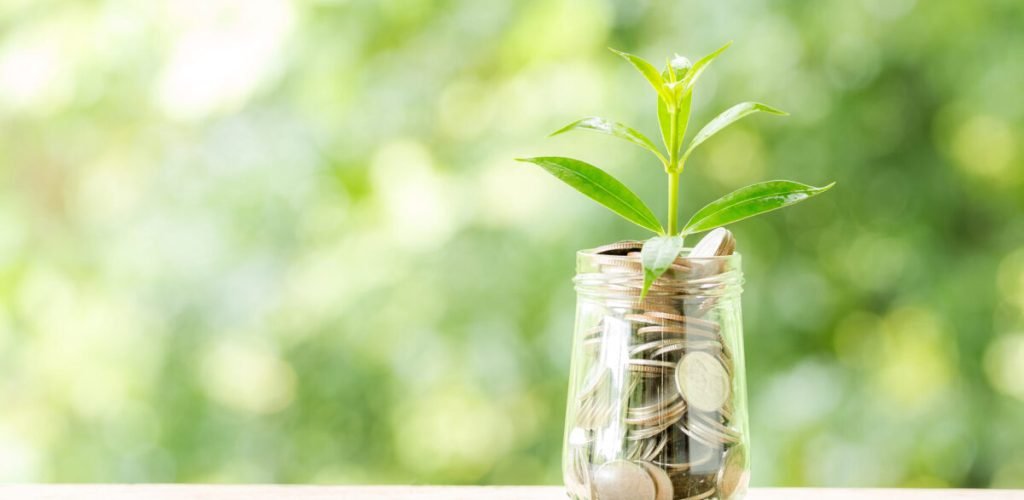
[
  {"left": 593, "top": 460, "right": 656, "bottom": 500},
  {"left": 675, "top": 352, "right": 730, "bottom": 412},
  {"left": 717, "top": 445, "right": 749, "bottom": 500},
  {"left": 638, "top": 461, "right": 674, "bottom": 500}
]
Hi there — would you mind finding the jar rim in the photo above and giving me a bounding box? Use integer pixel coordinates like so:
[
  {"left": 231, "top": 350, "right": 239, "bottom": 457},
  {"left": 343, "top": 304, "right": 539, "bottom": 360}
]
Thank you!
[
  {"left": 574, "top": 241, "right": 743, "bottom": 298},
  {"left": 576, "top": 241, "right": 743, "bottom": 264}
]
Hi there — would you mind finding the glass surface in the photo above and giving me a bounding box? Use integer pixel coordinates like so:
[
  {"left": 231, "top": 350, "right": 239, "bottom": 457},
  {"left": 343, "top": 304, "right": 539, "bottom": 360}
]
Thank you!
[{"left": 563, "top": 242, "right": 749, "bottom": 500}]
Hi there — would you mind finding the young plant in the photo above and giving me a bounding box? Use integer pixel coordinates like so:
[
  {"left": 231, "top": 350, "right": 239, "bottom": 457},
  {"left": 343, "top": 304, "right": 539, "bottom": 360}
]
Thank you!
[{"left": 518, "top": 42, "right": 834, "bottom": 296}]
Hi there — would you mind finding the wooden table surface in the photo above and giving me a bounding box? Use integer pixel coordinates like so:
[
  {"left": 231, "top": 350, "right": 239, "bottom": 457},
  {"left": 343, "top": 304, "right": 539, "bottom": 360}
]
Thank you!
[{"left": 0, "top": 486, "right": 1020, "bottom": 499}]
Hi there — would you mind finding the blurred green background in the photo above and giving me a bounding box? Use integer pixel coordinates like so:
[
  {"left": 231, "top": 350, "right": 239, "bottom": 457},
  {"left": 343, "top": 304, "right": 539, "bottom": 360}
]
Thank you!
[{"left": 2, "top": 0, "right": 1024, "bottom": 488}]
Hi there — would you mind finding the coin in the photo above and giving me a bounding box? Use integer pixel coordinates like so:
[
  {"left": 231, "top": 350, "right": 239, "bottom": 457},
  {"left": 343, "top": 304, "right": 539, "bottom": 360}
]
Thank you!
[
  {"left": 629, "top": 359, "right": 676, "bottom": 368},
  {"left": 717, "top": 445, "right": 749, "bottom": 500},
  {"left": 629, "top": 338, "right": 684, "bottom": 356},
  {"left": 638, "top": 325, "right": 718, "bottom": 341},
  {"left": 638, "top": 461, "right": 674, "bottom": 500},
  {"left": 623, "top": 314, "right": 665, "bottom": 326},
  {"left": 622, "top": 415, "right": 679, "bottom": 438},
  {"left": 593, "top": 240, "right": 643, "bottom": 255},
  {"left": 565, "top": 447, "right": 591, "bottom": 500},
  {"left": 629, "top": 392, "right": 681, "bottom": 415},
  {"left": 692, "top": 411, "right": 742, "bottom": 440},
  {"left": 593, "top": 254, "right": 642, "bottom": 269},
  {"left": 689, "top": 228, "right": 736, "bottom": 258},
  {"left": 676, "top": 420, "right": 718, "bottom": 449},
  {"left": 685, "top": 440, "right": 719, "bottom": 468},
  {"left": 626, "top": 400, "right": 685, "bottom": 426},
  {"left": 576, "top": 367, "right": 609, "bottom": 401},
  {"left": 592, "top": 460, "right": 656, "bottom": 500},
  {"left": 686, "top": 416, "right": 738, "bottom": 445},
  {"left": 645, "top": 433, "right": 670, "bottom": 460},
  {"left": 649, "top": 341, "right": 724, "bottom": 358},
  {"left": 675, "top": 352, "right": 730, "bottom": 412},
  {"left": 644, "top": 311, "right": 721, "bottom": 333},
  {"left": 628, "top": 364, "right": 672, "bottom": 377}
]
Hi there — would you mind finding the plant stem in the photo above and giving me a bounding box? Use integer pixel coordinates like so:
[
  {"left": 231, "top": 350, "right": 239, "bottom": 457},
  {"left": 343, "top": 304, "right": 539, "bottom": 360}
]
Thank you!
[
  {"left": 667, "top": 171, "right": 679, "bottom": 234},
  {"left": 666, "top": 103, "right": 680, "bottom": 234}
]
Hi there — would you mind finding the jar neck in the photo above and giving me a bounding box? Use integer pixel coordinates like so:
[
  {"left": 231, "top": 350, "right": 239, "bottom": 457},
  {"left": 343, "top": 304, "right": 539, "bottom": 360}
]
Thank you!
[{"left": 574, "top": 242, "right": 743, "bottom": 301}]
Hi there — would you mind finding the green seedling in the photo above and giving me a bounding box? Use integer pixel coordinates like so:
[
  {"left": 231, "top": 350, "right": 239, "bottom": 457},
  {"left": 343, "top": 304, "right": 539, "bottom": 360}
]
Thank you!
[{"left": 518, "top": 42, "right": 834, "bottom": 296}]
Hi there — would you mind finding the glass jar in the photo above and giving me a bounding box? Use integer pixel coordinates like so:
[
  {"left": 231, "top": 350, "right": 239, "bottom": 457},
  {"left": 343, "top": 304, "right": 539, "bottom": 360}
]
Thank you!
[{"left": 562, "top": 241, "right": 749, "bottom": 500}]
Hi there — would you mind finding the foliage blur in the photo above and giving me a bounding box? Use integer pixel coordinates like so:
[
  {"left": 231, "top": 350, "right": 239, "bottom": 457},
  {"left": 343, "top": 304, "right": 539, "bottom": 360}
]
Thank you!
[{"left": 2, "top": 0, "right": 1024, "bottom": 488}]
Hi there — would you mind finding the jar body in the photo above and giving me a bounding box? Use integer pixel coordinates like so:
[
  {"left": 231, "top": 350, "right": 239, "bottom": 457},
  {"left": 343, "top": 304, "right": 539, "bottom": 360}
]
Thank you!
[{"left": 563, "top": 243, "right": 749, "bottom": 500}]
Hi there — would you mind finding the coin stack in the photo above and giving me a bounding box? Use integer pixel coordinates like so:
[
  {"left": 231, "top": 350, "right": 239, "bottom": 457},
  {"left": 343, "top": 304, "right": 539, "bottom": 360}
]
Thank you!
[{"left": 566, "top": 228, "right": 749, "bottom": 500}]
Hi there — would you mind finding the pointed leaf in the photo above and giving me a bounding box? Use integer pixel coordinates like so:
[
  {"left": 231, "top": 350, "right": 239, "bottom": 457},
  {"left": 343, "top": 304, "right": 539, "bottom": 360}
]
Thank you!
[
  {"left": 680, "top": 41, "right": 732, "bottom": 93},
  {"left": 517, "top": 156, "right": 663, "bottom": 233},
  {"left": 657, "top": 92, "right": 692, "bottom": 157},
  {"left": 682, "top": 102, "right": 787, "bottom": 162},
  {"left": 683, "top": 180, "right": 835, "bottom": 235},
  {"left": 662, "top": 54, "right": 693, "bottom": 82},
  {"left": 551, "top": 117, "right": 666, "bottom": 163},
  {"left": 657, "top": 98, "right": 671, "bottom": 151},
  {"left": 609, "top": 48, "right": 673, "bottom": 104},
  {"left": 640, "top": 235, "right": 684, "bottom": 298}
]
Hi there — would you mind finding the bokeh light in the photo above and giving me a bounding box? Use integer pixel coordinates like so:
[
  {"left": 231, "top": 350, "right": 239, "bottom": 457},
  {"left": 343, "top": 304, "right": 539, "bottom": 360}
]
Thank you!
[{"left": 1, "top": 0, "right": 1023, "bottom": 488}]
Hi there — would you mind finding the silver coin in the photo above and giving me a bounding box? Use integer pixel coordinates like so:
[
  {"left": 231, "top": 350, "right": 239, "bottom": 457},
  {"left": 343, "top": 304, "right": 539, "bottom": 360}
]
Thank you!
[
  {"left": 686, "top": 417, "right": 737, "bottom": 445},
  {"left": 592, "top": 240, "right": 644, "bottom": 255},
  {"left": 638, "top": 461, "right": 674, "bottom": 500},
  {"left": 626, "top": 400, "right": 686, "bottom": 426},
  {"left": 628, "top": 392, "right": 682, "bottom": 416},
  {"left": 675, "top": 352, "right": 731, "bottom": 413},
  {"left": 644, "top": 311, "right": 721, "bottom": 333},
  {"left": 629, "top": 359, "right": 676, "bottom": 368},
  {"left": 717, "top": 444, "right": 749, "bottom": 500},
  {"left": 637, "top": 325, "right": 719, "bottom": 341},
  {"left": 691, "top": 411, "right": 743, "bottom": 442},
  {"left": 689, "top": 228, "right": 736, "bottom": 258},
  {"left": 592, "top": 460, "right": 656, "bottom": 500}
]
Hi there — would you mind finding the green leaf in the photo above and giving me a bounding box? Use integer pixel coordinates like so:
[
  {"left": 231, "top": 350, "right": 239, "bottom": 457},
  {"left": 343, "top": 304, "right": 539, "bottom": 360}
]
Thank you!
[
  {"left": 517, "top": 156, "right": 663, "bottom": 234},
  {"left": 640, "top": 235, "right": 684, "bottom": 298},
  {"left": 662, "top": 54, "right": 693, "bottom": 82},
  {"left": 682, "top": 102, "right": 787, "bottom": 162},
  {"left": 609, "top": 48, "right": 673, "bottom": 104},
  {"left": 657, "top": 91, "right": 692, "bottom": 158},
  {"left": 551, "top": 117, "right": 666, "bottom": 163},
  {"left": 682, "top": 180, "right": 835, "bottom": 235},
  {"left": 680, "top": 41, "right": 732, "bottom": 93}
]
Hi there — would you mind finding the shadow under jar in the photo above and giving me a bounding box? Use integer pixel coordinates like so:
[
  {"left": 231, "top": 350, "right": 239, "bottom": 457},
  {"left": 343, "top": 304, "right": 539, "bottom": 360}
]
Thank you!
[{"left": 563, "top": 242, "right": 749, "bottom": 500}]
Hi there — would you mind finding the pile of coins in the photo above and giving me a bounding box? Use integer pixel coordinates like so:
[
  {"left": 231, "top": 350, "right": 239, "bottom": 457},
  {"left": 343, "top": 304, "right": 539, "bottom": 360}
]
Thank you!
[{"left": 565, "top": 228, "right": 749, "bottom": 500}]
